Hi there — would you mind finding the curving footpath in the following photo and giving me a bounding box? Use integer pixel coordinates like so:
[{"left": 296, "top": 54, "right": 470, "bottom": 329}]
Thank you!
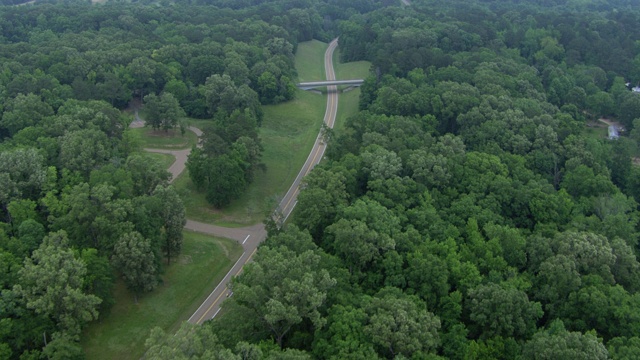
[{"left": 135, "top": 38, "right": 341, "bottom": 324}]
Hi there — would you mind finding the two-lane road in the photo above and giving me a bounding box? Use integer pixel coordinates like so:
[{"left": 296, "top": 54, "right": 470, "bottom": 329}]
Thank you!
[
  {"left": 277, "top": 38, "right": 339, "bottom": 220},
  {"left": 187, "top": 38, "right": 340, "bottom": 324}
]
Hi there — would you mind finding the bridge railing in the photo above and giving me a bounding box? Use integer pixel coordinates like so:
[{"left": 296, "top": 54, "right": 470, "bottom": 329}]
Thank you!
[{"left": 297, "top": 79, "right": 364, "bottom": 90}]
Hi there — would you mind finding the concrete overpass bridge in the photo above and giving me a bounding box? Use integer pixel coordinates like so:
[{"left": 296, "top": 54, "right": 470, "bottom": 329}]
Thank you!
[{"left": 297, "top": 79, "right": 364, "bottom": 90}]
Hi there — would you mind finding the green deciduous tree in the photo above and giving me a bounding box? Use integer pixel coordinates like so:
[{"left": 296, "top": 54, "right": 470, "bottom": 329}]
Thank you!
[
  {"left": 522, "top": 320, "right": 608, "bottom": 360},
  {"left": 41, "top": 332, "right": 84, "bottom": 360},
  {"left": 187, "top": 148, "right": 247, "bottom": 208},
  {"left": 0, "top": 148, "right": 47, "bottom": 206},
  {"left": 0, "top": 93, "right": 53, "bottom": 136},
  {"left": 145, "top": 322, "right": 231, "bottom": 360},
  {"left": 13, "top": 230, "right": 101, "bottom": 336},
  {"left": 78, "top": 248, "right": 114, "bottom": 317},
  {"left": 151, "top": 185, "right": 186, "bottom": 264},
  {"left": 364, "top": 288, "right": 441, "bottom": 358},
  {"left": 325, "top": 219, "right": 394, "bottom": 274},
  {"left": 125, "top": 153, "right": 170, "bottom": 196},
  {"left": 467, "top": 283, "right": 543, "bottom": 340},
  {"left": 293, "top": 168, "right": 349, "bottom": 240},
  {"left": 59, "top": 129, "right": 112, "bottom": 176},
  {"left": 111, "top": 231, "right": 158, "bottom": 301},
  {"left": 313, "top": 304, "right": 379, "bottom": 360},
  {"left": 143, "top": 92, "right": 185, "bottom": 132},
  {"left": 607, "top": 337, "right": 640, "bottom": 360},
  {"left": 230, "top": 242, "right": 336, "bottom": 348}
]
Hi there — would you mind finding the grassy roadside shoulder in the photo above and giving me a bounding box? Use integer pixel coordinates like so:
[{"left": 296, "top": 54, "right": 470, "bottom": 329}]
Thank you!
[
  {"left": 81, "top": 232, "right": 243, "bottom": 360},
  {"left": 332, "top": 48, "right": 371, "bottom": 133}
]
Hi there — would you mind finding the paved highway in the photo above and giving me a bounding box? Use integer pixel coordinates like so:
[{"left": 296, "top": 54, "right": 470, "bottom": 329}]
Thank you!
[{"left": 187, "top": 38, "right": 340, "bottom": 325}]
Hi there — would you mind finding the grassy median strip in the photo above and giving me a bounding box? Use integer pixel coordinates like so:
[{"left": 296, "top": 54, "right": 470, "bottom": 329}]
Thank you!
[{"left": 81, "top": 231, "right": 243, "bottom": 360}]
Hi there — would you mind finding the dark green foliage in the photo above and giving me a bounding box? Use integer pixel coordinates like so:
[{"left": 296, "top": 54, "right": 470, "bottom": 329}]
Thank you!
[
  {"left": 6, "top": 0, "right": 640, "bottom": 358},
  {"left": 204, "top": 0, "right": 640, "bottom": 357},
  {"left": 143, "top": 92, "right": 185, "bottom": 132},
  {"left": 522, "top": 320, "right": 608, "bottom": 360}
]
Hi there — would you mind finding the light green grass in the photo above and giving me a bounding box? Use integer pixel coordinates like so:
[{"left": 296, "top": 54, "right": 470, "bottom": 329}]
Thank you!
[
  {"left": 146, "top": 152, "right": 176, "bottom": 169},
  {"left": 333, "top": 49, "right": 371, "bottom": 81},
  {"left": 334, "top": 89, "right": 361, "bottom": 133},
  {"left": 333, "top": 49, "right": 371, "bottom": 132},
  {"left": 296, "top": 40, "right": 327, "bottom": 82},
  {"left": 130, "top": 127, "right": 197, "bottom": 149},
  {"left": 81, "top": 232, "right": 243, "bottom": 360}
]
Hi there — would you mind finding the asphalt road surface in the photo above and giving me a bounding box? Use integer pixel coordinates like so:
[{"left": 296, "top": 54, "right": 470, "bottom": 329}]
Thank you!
[{"left": 186, "top": 38, "right": 340, "bottom": 325}]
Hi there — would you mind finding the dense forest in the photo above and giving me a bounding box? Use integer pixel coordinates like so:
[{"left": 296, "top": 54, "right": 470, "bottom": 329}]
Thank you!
[
  {"left": 208, "top": 0, "right": 640, "bottom": 359},
  {"left": 3, "top": 0, "right": 640, "bottom": 358}
]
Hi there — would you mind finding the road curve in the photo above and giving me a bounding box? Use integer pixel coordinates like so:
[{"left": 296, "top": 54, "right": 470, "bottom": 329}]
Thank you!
[
  {"left": 187, "top": 38, "right": 341, "bottom": 324},
  {"left": 130, "top": 113, "right": 203, "bottom": 184}
]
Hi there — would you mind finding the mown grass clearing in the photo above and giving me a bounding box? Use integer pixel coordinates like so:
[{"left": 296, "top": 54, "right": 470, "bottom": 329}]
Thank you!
[
  {"left": 130, "top": 127, "right": 197, "bottom": 150},
  {"left": 146, "top": 152, "right": 176, "bottom": 169},
  {"left": 333, "top": 49, "right": 371, "bottom": 81},
  {"left": 295, "top": 39, "right": 327, "bottom": 82},
  {"left": 81, "top": 232, "right": 243, "bottom": 360}
]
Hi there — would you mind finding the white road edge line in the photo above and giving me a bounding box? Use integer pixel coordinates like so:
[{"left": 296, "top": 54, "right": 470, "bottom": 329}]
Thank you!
[
  {"left": 242, "top": 235, "right": 250, "bottom": 245},
  {"left": 283, "top": 201, "right": 298, "bottom": 223},
  {"left": 187, "top": 251, "right": 246, "bottom": 323},
  {"left": 212, "top": 308, "right": 221, "bottom": 319}
]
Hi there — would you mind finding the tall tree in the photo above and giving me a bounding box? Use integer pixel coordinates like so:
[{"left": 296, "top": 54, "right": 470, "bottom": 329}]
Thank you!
[
  {"left": 364, "top": 288, "right": 441, "bottom": 358},
  {"left": 151, "top": 185, "right": 186, "bottom": 264},
  {"left": 522, "top": 320, "right": 608, "bottom": 360},
  {"left": 143, "top": 92, "right": 185, "bottom": 132},
  {"left": 13, "top": 230, "right": 101, "bottom": 336},
  {"left": 111, "top": 231, "right": 158, "bottom": 302},
  {"left": 0, "top": 148, "right": 47, "bottom": 206},
  {"left": 230, "top": 240, "right": 336, "bottom": 348},
  {"left": 145, "top": 322, "right": 232, "bottom": 360},
  {"left": 467, "top": 283, "right": 543, "bottom": 340}
]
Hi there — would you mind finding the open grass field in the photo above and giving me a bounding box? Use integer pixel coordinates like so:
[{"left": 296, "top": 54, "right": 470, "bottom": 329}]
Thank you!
[
  {"left": 333, "top": 49, "right": 371, "bottom": 81},
  {"left": 129, "top": 127, "right": 197, "bottom": 149},
  {"left": 146, "top": 152, "right": 176, "bottom": 169},
  {"left": 81, "top": 232, "right": 243, "bottom": 360},
  {"left": 295, "top": 39, "right": 327, "bottom": 82}
]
